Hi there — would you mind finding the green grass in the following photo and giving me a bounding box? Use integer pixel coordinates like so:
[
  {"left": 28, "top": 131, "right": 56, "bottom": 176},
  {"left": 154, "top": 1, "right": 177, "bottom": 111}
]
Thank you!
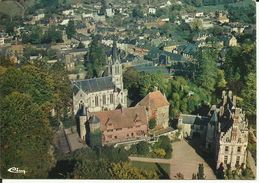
[
  {"left": 0, "top": 1, "right": 24, "bottom": 17},
  {"left": 196, "top": 0, "right": 253, "bottom": 13},
  {"left": 130, "top": 161, "right": 170, "bottom": 179}
]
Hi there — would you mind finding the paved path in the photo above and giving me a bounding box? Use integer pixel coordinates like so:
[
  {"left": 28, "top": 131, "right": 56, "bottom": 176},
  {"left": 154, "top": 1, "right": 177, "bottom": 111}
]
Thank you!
[
  {"left": 171, "top": 140, "right": 216, "bottom": 180},
  {"left": 129, "top": 156, "right": 171, "bottom": 164}
]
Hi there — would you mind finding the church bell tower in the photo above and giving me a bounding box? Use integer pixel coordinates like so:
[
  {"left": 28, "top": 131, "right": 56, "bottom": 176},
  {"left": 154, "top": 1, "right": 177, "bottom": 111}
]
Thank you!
[{"left": 109, "top": 40, "right": 123, "bottom": 90}]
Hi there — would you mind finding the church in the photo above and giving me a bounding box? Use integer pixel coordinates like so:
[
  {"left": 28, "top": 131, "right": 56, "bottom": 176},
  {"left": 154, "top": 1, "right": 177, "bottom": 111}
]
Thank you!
[{"left": 72, "top": 41, "right": 128, "bottom": 115}]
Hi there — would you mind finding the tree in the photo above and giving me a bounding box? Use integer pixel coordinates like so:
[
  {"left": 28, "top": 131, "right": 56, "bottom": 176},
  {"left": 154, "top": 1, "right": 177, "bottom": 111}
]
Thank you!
[
  {"left": 43, "top": 25, "right": 63, "bottom": 44},
  {"left": 99, "top": 0, "right": 107, "bottom": 15},
  {"left": 66, "top": 20, "right": 76, "bottom": 39},
  {"left": 197, "top": 163, "right": 205, "bottom": 179},
  {"left": 110, "top": 162, "right": 159, "bottom": 179},
  {"left": 84, "top": 35, "right": 107, "bottom": 78},
  {"left": 153, "top": 148, "right": 166, "bottom": 158},
  {"left": 195, "top": 48, "right": 218, "bottom": 92},
  {"left": 241, "top": 73, "right": 256, "bottom": 117},
  {"left": 0, "top": 92, "right": 53, "bottom": 178},
  {"left": 217, "top": 163, "right": 225, "bottom": 179},
  {"left": 71, "top": 159, "right": 112, "bottom": 179},
  {"left": 153, "top": 136, "right": 172, "bottom": 158},
  {"left": 175, "top": 172, "right": 184, "bottom": 179},
  {"left": 149, "top": 118, "right": 157, "bottom": 129},
  {"left": 190, "top": 19, "right": 203, "bottom": 31},
  {"left": 132, "top": 6, "right": 144, "bottom": 18},
  {"left": 77, "top": 42, "right": 85, "bottom": 49},
  {"left": 136, "top": 141, "right": 150, "bottom": 155}
]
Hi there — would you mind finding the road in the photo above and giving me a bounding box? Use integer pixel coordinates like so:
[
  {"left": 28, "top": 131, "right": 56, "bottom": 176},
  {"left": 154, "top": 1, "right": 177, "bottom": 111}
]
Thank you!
[{"left": 129, "top": 156, "right": 171, "bottom": 164}]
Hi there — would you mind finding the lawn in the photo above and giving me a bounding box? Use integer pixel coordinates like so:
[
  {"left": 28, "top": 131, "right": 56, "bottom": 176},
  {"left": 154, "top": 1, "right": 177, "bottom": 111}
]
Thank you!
[
  {"left": 196, "top": 0, "right": 253, "bottom": 13},
  {"left": 0, "top": 0, "right": 24, "bottom": 17},
  {"left": 130, "top": 161, "right": 170, "bottom": 179}
]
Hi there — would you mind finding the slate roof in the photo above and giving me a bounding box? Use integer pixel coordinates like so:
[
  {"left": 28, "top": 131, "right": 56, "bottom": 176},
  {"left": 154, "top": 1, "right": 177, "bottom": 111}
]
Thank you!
[
  {"left": 180, "top": 114, "right": 209, "bottom": 126},
  {"left": 72, "top": 76, "right": 115, "bottom": 94}
]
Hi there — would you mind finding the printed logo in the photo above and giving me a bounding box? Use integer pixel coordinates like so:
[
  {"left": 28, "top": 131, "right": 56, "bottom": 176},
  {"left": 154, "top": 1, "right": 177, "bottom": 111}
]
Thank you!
[{"left": 7, "top": 167, "right": 26, "bottom": 174}]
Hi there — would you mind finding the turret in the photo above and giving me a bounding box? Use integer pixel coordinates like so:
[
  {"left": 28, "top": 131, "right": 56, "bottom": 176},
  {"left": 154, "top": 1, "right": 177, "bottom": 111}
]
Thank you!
[{"left": 79, "top": 105, "right": 88, "bottom": 141}]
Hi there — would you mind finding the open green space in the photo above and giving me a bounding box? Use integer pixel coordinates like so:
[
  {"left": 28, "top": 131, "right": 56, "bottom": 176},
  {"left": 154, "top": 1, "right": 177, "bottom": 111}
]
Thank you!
[
  {"left": 130, "top": 161, "right": 170, "bottom": 179},
  {"left": 196, "top": 0, "right": 253, "bottom": 12}
]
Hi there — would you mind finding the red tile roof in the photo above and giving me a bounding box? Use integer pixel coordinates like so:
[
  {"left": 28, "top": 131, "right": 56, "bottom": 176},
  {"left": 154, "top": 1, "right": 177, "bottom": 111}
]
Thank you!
[
  {"left": 137, "top": 91, "right": 169, "bottom": 111},
  {"left": 91, "top": 106, "right": 148, "bottom": 131}
]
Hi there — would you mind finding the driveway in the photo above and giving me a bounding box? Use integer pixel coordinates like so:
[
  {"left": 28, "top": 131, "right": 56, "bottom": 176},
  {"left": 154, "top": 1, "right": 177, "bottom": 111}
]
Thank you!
[{"left": 171, "top": 140, "right": 216, "bottom": 180}]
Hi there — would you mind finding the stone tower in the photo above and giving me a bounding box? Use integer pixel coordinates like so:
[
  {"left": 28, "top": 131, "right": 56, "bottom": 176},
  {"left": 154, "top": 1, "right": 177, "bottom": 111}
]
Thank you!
[{"left": 79, "top": 104, "right": 89, "bottom": 141}]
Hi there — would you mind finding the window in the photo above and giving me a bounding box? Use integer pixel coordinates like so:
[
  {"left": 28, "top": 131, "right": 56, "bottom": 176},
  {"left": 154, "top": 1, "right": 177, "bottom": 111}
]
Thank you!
[
  {"left": 236, "top": 156, "right": 240, "bottom": 165},
  {"left": 225, "top": 146, "right": 229, "bottom": 152},
  {"left": 110, "top": 94, "right": 114, "bottom": 104},
  {"left": 226, "top": 137, "right": 230, "bottom": 142},
  {"left": 238, "top": 138, "right": 241, "bottom": 143},
  {"left": 107, "top": 129, "right": 113, "bottom": 132},
  {"left": 224, "top": 156, "right": 228, "bottom": 164},
  {"left": 115, "top": 66, "right": 119, "bottom": 74},
  {"left": 116, "top": 128, "right": 122, "bottom": 131},
  {"left": 103, "top": 95, "right": 106, "bottom": 105},
  {"left": 237, "top": 146, "right": 241, "bottom": 152},
  {"left": 114, "top": 136, "right": 117, "bottom": 139},
  {"left": 95, "top": 96, "right": 99, "bottom": 107}
]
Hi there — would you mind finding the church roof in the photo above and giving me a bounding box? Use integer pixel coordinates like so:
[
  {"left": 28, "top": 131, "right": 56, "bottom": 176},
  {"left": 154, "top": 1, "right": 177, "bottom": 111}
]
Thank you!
[
  {"left": 72, "top": 76, "right": 115, "bottom": 94},
  {"left": 91, "top": 106, "right": 148, "bottom": 131},
  {"left": 137, "top": 91, "right": 170, "bottom": 111}
]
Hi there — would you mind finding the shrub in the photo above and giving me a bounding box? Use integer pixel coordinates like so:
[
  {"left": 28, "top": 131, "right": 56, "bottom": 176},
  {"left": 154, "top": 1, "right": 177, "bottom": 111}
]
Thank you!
[{"left": 149, "top": 118, "right": 157, "bottom": 129}]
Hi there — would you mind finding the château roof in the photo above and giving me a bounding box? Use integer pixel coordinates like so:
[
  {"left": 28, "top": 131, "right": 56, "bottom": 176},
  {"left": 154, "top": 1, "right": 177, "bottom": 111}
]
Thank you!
[
  {"left": 180, "top": 114, "right": 209, "bottom": 126},
  {"left": 137, "top": 91, "right": 170, "bottom": 111},
  {"left": 91, "top": 106, "right": 148, "bottom": 131},
  {"left": 72, "top": 76, "right": 115, "bottom": 94}
]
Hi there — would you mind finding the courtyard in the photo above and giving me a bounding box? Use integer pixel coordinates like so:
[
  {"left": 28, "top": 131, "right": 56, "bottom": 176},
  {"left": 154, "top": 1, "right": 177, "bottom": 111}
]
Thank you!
[{"left": 171, "top": 140, "right": 216, "bottom": 179}]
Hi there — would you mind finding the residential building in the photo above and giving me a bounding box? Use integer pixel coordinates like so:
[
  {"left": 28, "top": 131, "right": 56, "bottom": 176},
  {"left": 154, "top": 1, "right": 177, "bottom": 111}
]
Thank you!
[{"left": 78, "top": 106, "right": 148, "bottom": 145}]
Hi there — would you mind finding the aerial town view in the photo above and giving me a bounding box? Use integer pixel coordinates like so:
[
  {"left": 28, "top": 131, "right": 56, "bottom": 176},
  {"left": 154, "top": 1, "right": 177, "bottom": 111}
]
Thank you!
[{"left": 0, "top": 0, "right": 256, "bottom": 181}]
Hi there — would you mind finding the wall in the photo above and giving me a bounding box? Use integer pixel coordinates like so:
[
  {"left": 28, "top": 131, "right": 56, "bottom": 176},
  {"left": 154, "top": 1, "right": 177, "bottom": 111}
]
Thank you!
[{"left": 102, "top": 123, "right": 148, "bottom": 144}]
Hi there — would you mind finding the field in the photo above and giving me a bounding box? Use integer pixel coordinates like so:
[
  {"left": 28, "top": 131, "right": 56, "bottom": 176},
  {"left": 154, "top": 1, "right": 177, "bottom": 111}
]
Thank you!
[
  {"left": 196, "top": 0, "right": 254, "bottom": 12},
  {"left": 0, "top": 0, "right": 24, "bottom": 17},
  {"left": 130, "top": 161, "right": 170, "bottom": 179}
]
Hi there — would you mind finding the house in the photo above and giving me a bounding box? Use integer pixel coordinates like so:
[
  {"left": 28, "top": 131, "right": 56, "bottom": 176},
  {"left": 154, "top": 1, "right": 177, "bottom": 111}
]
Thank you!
[
  {"left": 217, "top": 12, "right": 229, "bottom": 24},
  {"left": 137, "top": 90, "right": 170, "bottom": 129},
  {"left": 78, "top": 106, "right": 149, "bottom": 145},
  {"left": 148, "top": 8, "right": 156, "bottom": 15},
  {"left": 63, "top": 9, "right": 75, "bottom": 16},
  {"left": 106, "top": 8, "right": 114, "bottom": 17},
  {"left": 221, "top": 35, "right": 238, "bottom": 47}
]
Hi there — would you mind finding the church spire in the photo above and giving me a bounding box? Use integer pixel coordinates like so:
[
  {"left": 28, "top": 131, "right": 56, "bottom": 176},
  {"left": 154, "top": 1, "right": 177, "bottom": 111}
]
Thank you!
[{"left": 112, "top": 39, "right": 119, "bottom": 63}]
